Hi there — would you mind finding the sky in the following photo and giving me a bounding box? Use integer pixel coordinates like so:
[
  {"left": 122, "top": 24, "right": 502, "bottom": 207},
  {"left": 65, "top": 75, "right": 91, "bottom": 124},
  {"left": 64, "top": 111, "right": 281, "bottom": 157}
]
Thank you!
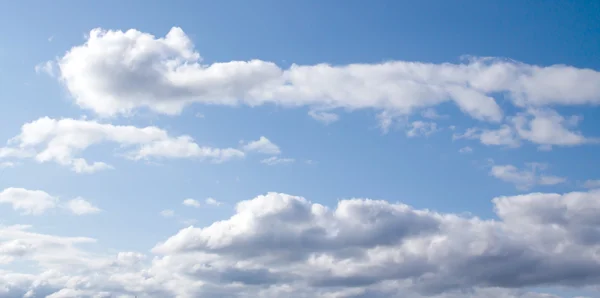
[{"left": 0, "top": 0, "right": 600, "bottom": 297}]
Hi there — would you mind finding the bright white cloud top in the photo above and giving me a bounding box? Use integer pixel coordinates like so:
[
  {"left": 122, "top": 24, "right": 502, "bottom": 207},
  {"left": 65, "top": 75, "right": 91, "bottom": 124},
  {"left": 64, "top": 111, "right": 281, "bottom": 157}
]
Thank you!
[
  {"left": 53, "top": 27, "right": 600, "bottom": 122},
  {"left": 1, "top": 191, "right": 600, "bottom": 297}
]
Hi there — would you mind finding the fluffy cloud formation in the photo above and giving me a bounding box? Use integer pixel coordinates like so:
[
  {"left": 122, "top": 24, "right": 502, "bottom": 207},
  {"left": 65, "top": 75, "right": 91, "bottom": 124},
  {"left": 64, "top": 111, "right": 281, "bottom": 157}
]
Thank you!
[
  {"left": 205, "top": 197, "right": 223, "bottom": 206},
  {"left": 182, "top": 198, "right": 201, "bottom": 208},
  {"left": 2, "top": 190, "right": 599, "bottom": 297},
  {"left": 48, "top": 27, "right": 600, "bottom": 125},
  {"left": 0, "top": 117, "right": 245, "bottom": 173},
  {"left": 0, "top": 188, "right": 100, "bottom": 216},
  {"left": 308, "top": 110, "right": 340, "bottom": 125},
  {"left": 0, "top": 188, "right": 58, "bottom": 215},
  {"left": 65, "top": 198, "right": 101, "bottom": 215},
  {"left": 453, "top": 109, "right": 596, "bottom": 148},
  {"left": 242, "top": 136, "right": 281, "bottom": 155},
  {"left": 490, "top": 163, "right": 566, "bottom": 190},
  {"left": 406, "top": 121, "right": 438, "bottom": 137}
]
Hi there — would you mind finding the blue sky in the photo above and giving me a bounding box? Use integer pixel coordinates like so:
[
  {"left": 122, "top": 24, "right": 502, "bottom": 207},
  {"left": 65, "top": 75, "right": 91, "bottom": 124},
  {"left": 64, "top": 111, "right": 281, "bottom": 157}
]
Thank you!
[{"left": 0, "top": 1, "right": 600, "bottom": 297}]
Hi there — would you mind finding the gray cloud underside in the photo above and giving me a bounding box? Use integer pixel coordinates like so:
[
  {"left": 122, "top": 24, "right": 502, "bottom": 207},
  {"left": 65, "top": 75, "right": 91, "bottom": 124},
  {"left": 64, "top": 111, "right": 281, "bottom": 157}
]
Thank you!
[{"left": 1, "top": 190, "right": 599, "bottom": 297}]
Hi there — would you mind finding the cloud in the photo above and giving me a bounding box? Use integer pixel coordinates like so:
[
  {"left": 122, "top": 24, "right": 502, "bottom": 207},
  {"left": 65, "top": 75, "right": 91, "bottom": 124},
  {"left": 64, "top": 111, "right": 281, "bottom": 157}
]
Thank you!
[
  {"left": 0, "top": 188, "right": 101, "bottom": 216},
  {"left": 34, "top": 61, "right": 55, "bottom": 77},
  {"left": 182, "top": 199, "right": 201, "bottom": 208},
  {"left": 458, "top": 146, "right": 473, "bottom": 153},
  {"left": 0, "top": 117, "right": 245, "bottom": 173},
  {"left": 47, "top": 27, "right": 600, "bottom": 124},
  {"left": 453, "top": 108, "right": 596, "bottom": 148},
  {"left": 3, "top": 190, "right": 600, "bottom": 297},
  {"left": 490, "top": 163, "right": 566, "bottom": 190},
  {"left": 242, "top": 136, "right": 281, "bottom": 155},
  {"left": 0, "top": 188, "right": 58, "bottom": 215},
  {"left": 205, "top": 197, "right": 223, "bottom": 206},
  {"left": 160, "top": 209, "right": 175, "bottom": 217},
  {"left": 583, "top": 179, "right": 600, "bottom": 189},
  {"left": 308, "top": 110, "right": 340, "bottom": 125},
  {"left": 583, "top": 180, "right": 600, "bottom": 188},
  {"left": 261, "top": 156, "right": 295, "bottom": 165},
  {"left": 406, "top": 121, "right": 438, "bottom": 137},
  {"left": 421, "top": 108, "right": 447, "bottom": 119},
  {"left": 0, "top": 161, "right": 16, "bottom": 168},
  {"left": 511, "top": 109, "right": 594, "bottom": 146},
  {"left": 65, "top": 198, "right": 101, "bottom": 215}
]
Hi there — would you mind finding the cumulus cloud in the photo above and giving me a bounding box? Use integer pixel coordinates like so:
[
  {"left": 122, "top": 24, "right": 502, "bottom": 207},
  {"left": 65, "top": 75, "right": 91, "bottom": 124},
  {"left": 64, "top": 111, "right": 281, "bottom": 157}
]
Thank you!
[
  {"left": 182, "top": 198, "right": 201, "bottom": 208},
  {"left": 511, "top": 109, "right": 594, "bottom": 146},
  {"left": 490, "top": 163, "right": 566, "bottom": 190},
  {"left": 453, "top": 109, "right": 596, "bottom": 148},
  {"left": 458, "top": 146, "right": 473, "bottom": 153},
  {"left": 205, "top": 197, "right": 223, "bottom": 206},
  {"left": 406, "top": 121, "right": 438, "bottom": 137},
  {"left": 261, "top": 156, "right": 295, "bottom": 165},
  {"left": 46, "top": 27, "right": 600, "bottom": 125},
  {"left": 0, "top": 188, "right": 58, "bottom": 215},
  {"left": 65, "top": 198, "right": 101, "bottom": 215},
  {"left": 308, "top": 110, "right": 340, "bottom": 125},
  {"left": 160, "top": 209, "right": 175, "bottom": 217},
  {"left": 2, "top": 190, "right": 600, "bottom": 297},
  {"left": 242, "top": 136, "right": 281, "bottom": 155},
  {"left": 0, "top": 117, "right": 245, "bottom": 173},
  {"left": 0, "top": 188, "right": 101, "bottom": 216}
]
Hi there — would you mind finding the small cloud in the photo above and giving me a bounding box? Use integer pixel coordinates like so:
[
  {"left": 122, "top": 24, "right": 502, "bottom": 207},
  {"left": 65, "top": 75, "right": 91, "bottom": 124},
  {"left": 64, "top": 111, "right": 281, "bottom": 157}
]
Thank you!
[
  {"left": 305, "top": 159, "right": 318, "bottom": 165},
  {"left": 406, "top": 121, "right": 438, "bottom": 138},
  {"left": 182, "top": 198, "right": 201, "bottom": 208},
  {"left": 583, "top": 179, "right": 600, "bottom": 189},
  {"left": 0, "top": 161, "right": 16, "bottom": 168},
  {"left": 308, "top": 110, "right": 339, "bottom": 125},
  {"left": 34, "top": 61, "right": 56, "bottom": 77},
  {"left": 205, "top": 197, "right": 223, "bottom": 206},
  {"left": 195, "top": 113, "right": 205, "bottom": 119},
  {"left": 48, "top": 35, "right": 54, "bottom": 42},
  {"left": 261, "top": 156, "right": 295, "bottom": 166},
  {"left": 490, "top": 162, "right": 566, "bottom": 190},
  {"left": 459, "top": 146, "right": 473, "bottom": 154},
  {"left": 160, "top": 209, "right": 175, "bottom": 218},
  {"left": 65, "top": 198, "right": 101, "bottom": 215},
  {"left": 421, "top": 108, "right": 447, "bottom": 120},
  {"left": 242, "top": 137, "right": 281, "bottom": 155}
]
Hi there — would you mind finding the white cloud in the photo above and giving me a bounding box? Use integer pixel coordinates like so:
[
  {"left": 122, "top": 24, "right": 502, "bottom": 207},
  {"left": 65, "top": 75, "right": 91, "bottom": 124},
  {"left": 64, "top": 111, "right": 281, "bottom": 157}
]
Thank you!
[
  {"left": 511, "top": 109, "right": 594, "bottom": 146},
  {"left": 490, "top": 163, "right": 566, "bottom": 190},
  {"left": 0, "top": 117, "right": 245, "bottom": 173},
  {"left": 583, "top": 179, "right": 600, "bottom": 189},
  {"left": 308, "top": 110, "right": 339, "bottom": 124},
  {"left": 0, "top": 161, "right": 16, "bottom": 168},
  {"left": 0, "top": 188, "right": 58, "bottom": 215},
  {"left": 458, "top": 146, "right": 473, "bottom": 153},
  {"left": 242, "top": 136, "right": 281, "bottom": 155},
  {"left": 2, "top": 190, "right": 600, "bottom": 297},
  {"left": 65, "top": 198, "right": 101, "bottom": 215},
  {"left": 205, "top": 197, "right": 223, "bottom": 206},
  {"left": 0, "top": 188, "right": 101, "bottom": 216},
  {"left": 160, "top": 209, "right": 175, "bottom": 218},
  {"left": 453, "top": 108, "right": 596, "bottom": 148},
  {"left": 421, "top": 108, "right": 447, "bottom": 119},
  {"left": 261, "top": 156, "right": 295, "bottom": 165},
  {"left": 406, "top": 121, "right": 438, "bottom": 137},
  {"left": 182, "top": 199, "right": 201, "bottom": 208},
  {"left": 34, "top": 61, "right": 55, "bottom": 77},
  {"left": 46, "top": 27, "right": 600, "bottom": 124}
]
